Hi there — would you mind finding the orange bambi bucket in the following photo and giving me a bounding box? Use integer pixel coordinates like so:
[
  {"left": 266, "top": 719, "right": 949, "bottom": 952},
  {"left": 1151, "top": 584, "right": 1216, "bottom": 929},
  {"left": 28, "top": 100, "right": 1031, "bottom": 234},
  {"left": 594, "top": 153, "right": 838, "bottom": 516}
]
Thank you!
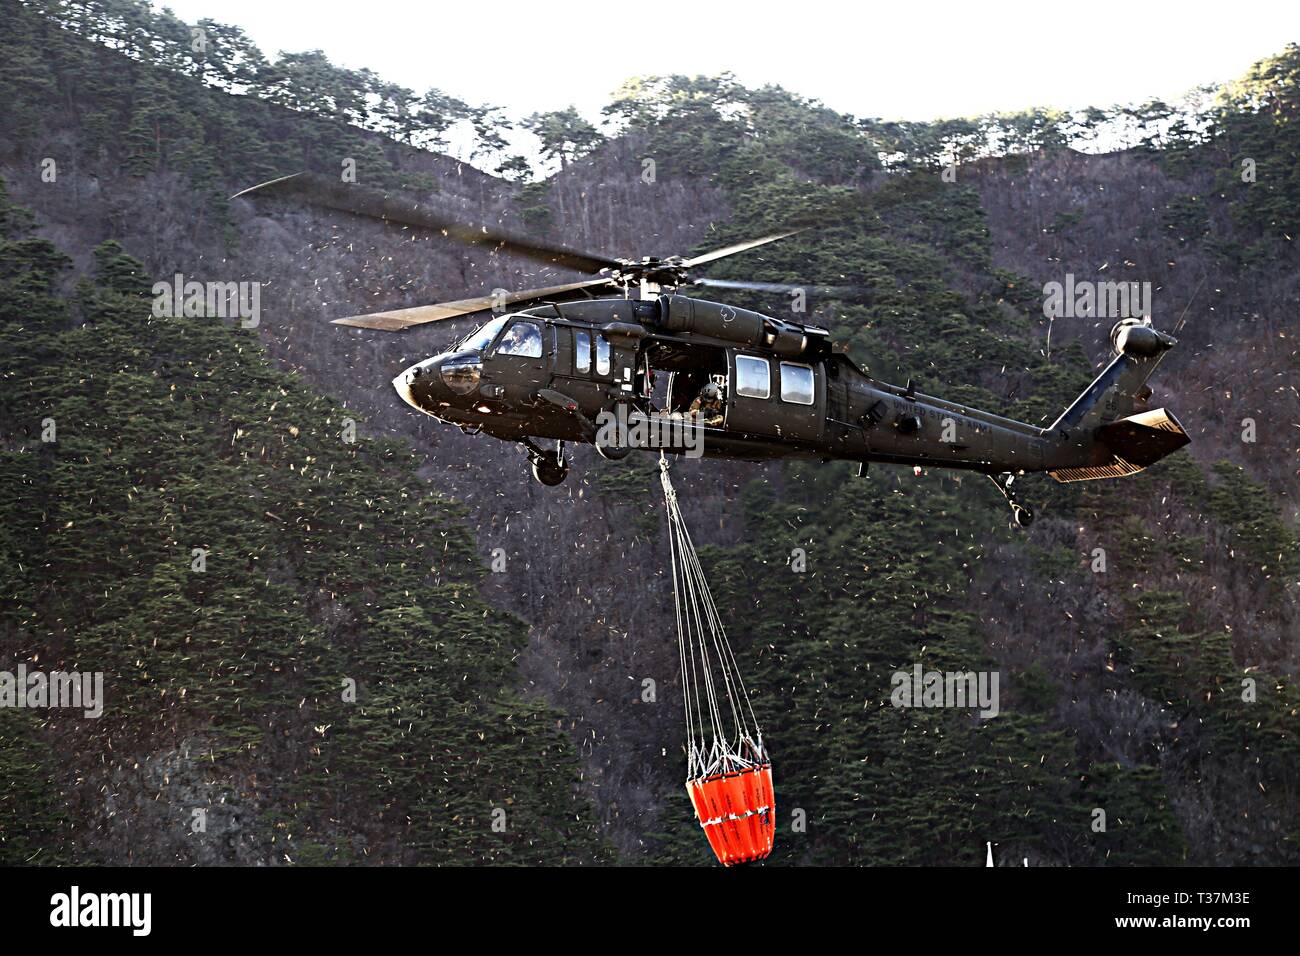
[{"left": 685, "top": 763, "right": 775, "bottom": 866}]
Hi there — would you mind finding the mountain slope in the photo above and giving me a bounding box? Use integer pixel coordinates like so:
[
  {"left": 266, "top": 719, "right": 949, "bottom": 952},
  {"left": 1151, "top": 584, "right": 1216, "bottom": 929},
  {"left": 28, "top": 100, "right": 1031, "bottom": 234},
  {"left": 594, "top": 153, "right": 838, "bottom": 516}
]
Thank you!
[
  {"left": 1, "top": 1, "right": 1296, "bottom": 865},
  {"left": 0, "top": 183, "right": 609, "bottom": 864}
]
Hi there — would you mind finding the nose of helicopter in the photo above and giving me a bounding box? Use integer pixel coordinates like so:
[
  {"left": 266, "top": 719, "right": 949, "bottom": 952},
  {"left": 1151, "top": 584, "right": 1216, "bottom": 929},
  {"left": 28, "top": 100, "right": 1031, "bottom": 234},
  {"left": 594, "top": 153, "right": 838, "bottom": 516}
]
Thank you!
[
  {"left": 394, "top": 351, "right": 485, "bottom": 414},
  {"left": 393, "top": 356, "right": 444, "bottom": 412}
]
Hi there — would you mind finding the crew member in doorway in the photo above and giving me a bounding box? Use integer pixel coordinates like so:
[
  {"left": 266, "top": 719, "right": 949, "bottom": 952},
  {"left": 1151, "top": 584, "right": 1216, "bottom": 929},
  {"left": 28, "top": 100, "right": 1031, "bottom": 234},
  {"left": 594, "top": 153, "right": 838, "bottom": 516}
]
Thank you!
[{"left": 689, "top": 382, "right": 725, "bottom": 426}]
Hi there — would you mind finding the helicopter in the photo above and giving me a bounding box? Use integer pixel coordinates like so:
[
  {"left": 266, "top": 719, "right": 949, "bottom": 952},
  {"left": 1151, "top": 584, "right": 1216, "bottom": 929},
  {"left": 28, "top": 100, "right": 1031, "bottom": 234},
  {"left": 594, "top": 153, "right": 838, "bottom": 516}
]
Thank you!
[{"left": 234, "top": 173, "right": 1190, "bottom": 525}]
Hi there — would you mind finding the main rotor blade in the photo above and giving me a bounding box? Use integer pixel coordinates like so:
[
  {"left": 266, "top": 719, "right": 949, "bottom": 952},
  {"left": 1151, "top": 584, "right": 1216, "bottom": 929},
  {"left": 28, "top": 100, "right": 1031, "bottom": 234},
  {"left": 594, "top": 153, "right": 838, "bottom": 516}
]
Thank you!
[
  {"left": 681, "top": 229, "right": 803, "bottom": 268},
  {"left": 232, "top": 172, "right": 623, "bottom": 274},
  {"left": 331, "top": 277, "right": 616, "bottom": 331},
  {"left": 693, "top": 277, "right": 875, "bottom": 299}
]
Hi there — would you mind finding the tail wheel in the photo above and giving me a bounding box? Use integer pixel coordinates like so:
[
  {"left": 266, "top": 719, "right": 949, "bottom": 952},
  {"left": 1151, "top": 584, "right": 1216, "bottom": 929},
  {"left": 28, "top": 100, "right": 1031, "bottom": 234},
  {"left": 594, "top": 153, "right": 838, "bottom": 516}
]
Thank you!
[
  {"left": 988, "top": 473, "right": 1034, "bottom": 529},
  {"left": 531, "top": 451, "right": 569, "bottom": 486}
]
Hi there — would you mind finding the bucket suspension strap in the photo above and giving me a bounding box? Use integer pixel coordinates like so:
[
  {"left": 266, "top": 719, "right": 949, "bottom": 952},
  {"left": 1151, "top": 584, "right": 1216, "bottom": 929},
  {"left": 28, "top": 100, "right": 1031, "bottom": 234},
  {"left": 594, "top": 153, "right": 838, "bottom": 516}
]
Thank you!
[{"left": 659, "top": 455, "right": 765, "bottom": 781}]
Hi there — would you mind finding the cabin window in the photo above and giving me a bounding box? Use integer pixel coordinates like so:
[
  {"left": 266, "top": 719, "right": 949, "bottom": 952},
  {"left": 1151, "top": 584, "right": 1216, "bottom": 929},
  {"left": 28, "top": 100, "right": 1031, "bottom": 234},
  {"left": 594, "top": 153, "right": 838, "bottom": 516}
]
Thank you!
[
  {"left": 574, "top": 330, "right": 591, "bottom": 373},
  {"left": 595, "top": 335, "right": 611, "bottom": 376},
  {"left": 779, "top": 363, "right": 815, "bottom": 405},
  {"left": 735, "top": 355, "right": 770, "bottom": 399},
  {"left": 498, "top": 321, "right": 542, "bottom": 358}
]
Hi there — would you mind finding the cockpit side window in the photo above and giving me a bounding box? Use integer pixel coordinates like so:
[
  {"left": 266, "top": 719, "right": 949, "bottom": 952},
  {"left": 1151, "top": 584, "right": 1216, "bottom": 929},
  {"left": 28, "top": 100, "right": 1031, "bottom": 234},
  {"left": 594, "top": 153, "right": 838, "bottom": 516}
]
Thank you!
[{"left": 498, "top": 320, "right": 543, "bottom": 358}]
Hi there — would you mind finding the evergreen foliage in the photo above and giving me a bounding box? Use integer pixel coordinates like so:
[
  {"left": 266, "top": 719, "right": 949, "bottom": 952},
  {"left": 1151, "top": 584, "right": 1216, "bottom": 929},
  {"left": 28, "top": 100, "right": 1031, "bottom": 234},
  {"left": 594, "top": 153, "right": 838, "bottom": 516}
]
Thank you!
[
  {"left": 1, "top": 2, "right": 1296, "bottom": 866},
  {"left": 0, "top": 181, "right": 609, "bottom": 864}
]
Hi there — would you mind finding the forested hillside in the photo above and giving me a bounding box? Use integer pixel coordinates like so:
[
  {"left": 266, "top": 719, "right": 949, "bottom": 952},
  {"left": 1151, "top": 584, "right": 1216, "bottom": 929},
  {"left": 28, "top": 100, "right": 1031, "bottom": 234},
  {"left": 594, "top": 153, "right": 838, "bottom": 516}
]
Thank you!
[
  {"left": 0, "top": 182, "right": 609, "bottom": 864},
  {"left": 0, "top": 0, "right": 1296, "bottom": 865}
]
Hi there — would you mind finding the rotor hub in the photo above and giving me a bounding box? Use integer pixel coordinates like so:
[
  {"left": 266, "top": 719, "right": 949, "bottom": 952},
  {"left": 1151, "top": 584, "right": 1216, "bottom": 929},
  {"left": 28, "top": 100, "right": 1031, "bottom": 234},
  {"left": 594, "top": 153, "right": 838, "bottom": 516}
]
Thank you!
[{"left": 604, "top": 257, "right": 692, "bottom": 293}]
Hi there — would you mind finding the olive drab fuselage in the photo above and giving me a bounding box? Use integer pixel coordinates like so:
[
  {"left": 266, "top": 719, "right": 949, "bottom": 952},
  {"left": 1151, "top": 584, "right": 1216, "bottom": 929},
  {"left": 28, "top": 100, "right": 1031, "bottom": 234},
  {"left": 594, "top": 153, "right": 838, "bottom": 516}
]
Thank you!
[{"left": 393, "top": 294, "right": 1189, "bottom": 516}]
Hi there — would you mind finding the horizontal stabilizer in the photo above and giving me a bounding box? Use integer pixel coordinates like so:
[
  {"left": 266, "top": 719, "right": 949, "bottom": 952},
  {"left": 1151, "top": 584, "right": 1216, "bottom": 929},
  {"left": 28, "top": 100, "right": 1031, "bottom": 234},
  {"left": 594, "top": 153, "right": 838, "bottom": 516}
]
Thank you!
[{"left": 1049, "top": 408, "right": 1189, "bottom": 483}]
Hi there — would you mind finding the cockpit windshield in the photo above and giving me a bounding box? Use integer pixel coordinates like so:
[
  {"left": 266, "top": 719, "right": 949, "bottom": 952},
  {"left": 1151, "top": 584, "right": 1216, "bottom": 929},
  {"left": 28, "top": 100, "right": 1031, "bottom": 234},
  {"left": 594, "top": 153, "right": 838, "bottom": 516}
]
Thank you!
[{"left": 456, "top": 315, "right": 508, "bottom": 353}]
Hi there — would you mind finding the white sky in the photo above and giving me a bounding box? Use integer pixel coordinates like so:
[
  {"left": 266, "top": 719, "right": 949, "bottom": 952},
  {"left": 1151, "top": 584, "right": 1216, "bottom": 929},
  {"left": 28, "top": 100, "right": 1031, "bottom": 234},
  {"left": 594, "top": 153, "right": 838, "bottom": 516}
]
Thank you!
[{"left": 157, "top": 0, "right": 1298, "bottom": 150}]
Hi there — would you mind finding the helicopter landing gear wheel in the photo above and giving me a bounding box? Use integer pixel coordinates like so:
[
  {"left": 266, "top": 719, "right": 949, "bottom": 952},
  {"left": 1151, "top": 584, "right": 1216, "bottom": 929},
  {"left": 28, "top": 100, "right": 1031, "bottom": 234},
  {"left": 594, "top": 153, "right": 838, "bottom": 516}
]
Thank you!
[
  {"left": 595, "top": 402, "right": 633, "bottom": 461},
  {"left": 532, "top": 453, "right": 568, "bottom": 486},
  {"left": 989, "top": 473, "right": 1033, "bottom": 528},
  {"left": 524, "top": 439, "right": 569, "bottom": 486}
]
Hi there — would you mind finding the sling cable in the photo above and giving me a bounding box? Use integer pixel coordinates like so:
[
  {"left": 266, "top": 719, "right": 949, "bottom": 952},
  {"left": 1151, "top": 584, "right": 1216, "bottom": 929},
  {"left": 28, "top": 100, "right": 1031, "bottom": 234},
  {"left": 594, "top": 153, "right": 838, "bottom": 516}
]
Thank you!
[{"left": 659, "top": 454, "right": 774, "bottom": 866}]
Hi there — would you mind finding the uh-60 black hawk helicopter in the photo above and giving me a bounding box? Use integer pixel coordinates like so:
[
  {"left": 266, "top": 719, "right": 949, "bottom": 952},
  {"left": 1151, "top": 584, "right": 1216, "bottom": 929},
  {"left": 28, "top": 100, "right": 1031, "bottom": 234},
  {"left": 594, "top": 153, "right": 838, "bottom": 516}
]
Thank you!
[{"left": 236, "top": 173, "right": 1190, "bottom": 526}]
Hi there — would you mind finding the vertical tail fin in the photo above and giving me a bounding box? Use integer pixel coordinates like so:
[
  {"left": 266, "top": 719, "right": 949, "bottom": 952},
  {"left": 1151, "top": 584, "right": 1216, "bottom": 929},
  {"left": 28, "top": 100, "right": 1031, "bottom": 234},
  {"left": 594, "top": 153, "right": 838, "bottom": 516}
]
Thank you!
[
  {"left": 1047, "top": 319, "right": 1188, "bottom": 483},
  {"left": 1050, "top": 319, "right": 1177, "bottom": 435}
]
